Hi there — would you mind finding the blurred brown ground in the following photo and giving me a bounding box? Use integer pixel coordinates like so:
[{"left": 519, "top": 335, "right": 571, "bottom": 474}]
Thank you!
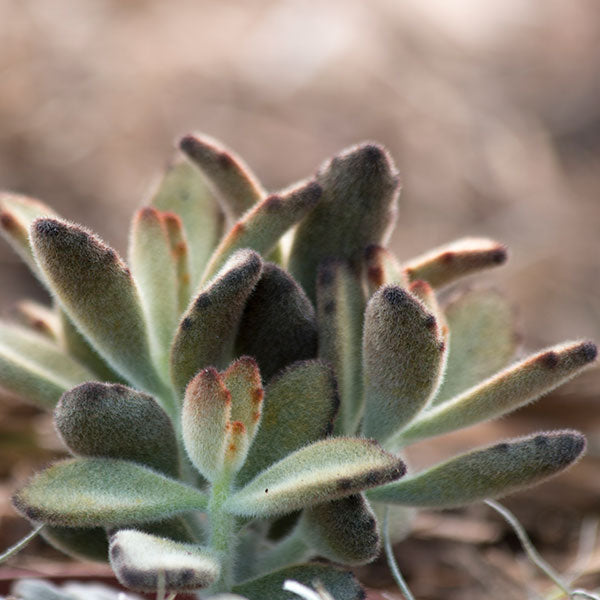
[{"left": 1, "top": 1, "right": 600, "bottom": 598}]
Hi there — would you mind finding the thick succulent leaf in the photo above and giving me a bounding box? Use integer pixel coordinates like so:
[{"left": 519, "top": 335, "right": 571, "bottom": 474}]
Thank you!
[
  {"left": 234, "top": 564, "right": 364, "bottom": 600},
  {"left": 55, "top": 382, "right": 179, "bottom": 478},
  {"left": 364, "top": 244, "right": 408, "bottom": 293},
  {"left": 236, "top": 263, "right": 318, "bottom": 381},
  {"left": 289, "top": 143, "right": 400, "bottom": 301},
  {"left": 129, "top": 207, "right": 179, "bottom": 376},
  {"left": 30, "top": 218, "right": 168, "bottom": 401},
  {"left": 404, "top": 237, "right": 507, "bottom": 289},
  {"left": 170, "top": 249, "right": 263, "bottom": 395},
  {"left": 398, "top": 341, "right": 598, "bottom": 444},
  {"left": 15, "top": 300, "right": 60, "bottom": 340},
  {"left": 299, "top": 494, "right": 380, "bottom": 565},
  {"left": 0, "top": 323, "right": 95, "bottom": 409},
  {"left": 202, "top": 180, "right": 322, "bottom": 281},
  {"left": 163, "top": 212, "right": 192, "bottom": 313},
  {"left": 317, "top": 260, "right": 366, "bottom": 435},
  {"left": 13, "top": 458, "right": 208, "bottom": 527},
  {"left": 372, "top": 502, "right": 415, "bottom": 544},
  {"left": 109, "top": 530, "right": 220, "bottom": 592},
  {"left": 225, "top": 438, "right": 405, "bottom": 518},
  {"left": 0, "top": 192, "right": 57, "bottom": 277},
  {"left": 182, "top": 367, "right": 232, "bottom": 481},
  {"left": 180, "top": 133, "right": 265, "bottom": 220},
  {"left": 238, "top": 360, "right": 339, "bottom": 486},
  {"left": 150, "top": 159, "right": 224, "bottom": 289},
  {"left": 40, "top": 525, "right": 109, "bottom": 563},
  {"left": 434, "top": 289, "right": 517, "bottom": 404},
  {"left": 362, "top": 286, "right": 447, "bottom": 441},
  {"left": 369, "top": 430, "right": 586, "bottom": 508}
]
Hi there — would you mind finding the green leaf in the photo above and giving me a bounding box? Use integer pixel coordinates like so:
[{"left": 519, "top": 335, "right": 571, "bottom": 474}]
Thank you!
[
  {"left": 0, "top": 322, "right": 95, "bottom": 409},
  {"left": 238, "top": 360, "right": 339, "bottom": 486},
  {"left": 368, "top": 430, "right": 586, "bottom": 507},
  {"left": 55, "top": 382, "right": 179, "bottom": 478},
  {"left": 129, "top": 206, "right": 179, "bottom": 377},
  {"left": 15, "top": 300, "right": 60, "bottom": 341},
  {"left": 202, "top": 180, "right": 321, "bottom": 282},
  {"left": 236, "top": 263, "right": 318, "bottom": 381},
  {"left": 398, "top": 341, "right": 598, "bottom": 445},
  {"left": 13, "top": 458, "right": 208, "bottom": 527},
  {"left": 179, "top": 133, "right": 265, "bottom": 221},
  {"left": 30, "top": 218, "right": 169, "bottom": 401},
  {"left": 364, "top": 244, "right": 407, "bottom": 294},
  {"left": 225, "top": 438, "right": 405, "bottom": 518},
  {"left": 316, "top": 259, "right": 366, "bottom": 435},
  {"left": 362, "top": 286, "right": 447, "bottom": 441},
  {"left": 234, "top": 564, "right": 364, "bottom": 600},
  {"left": 170, "top": 249, "right": 263, "bottom": 395},
  {"left": 109, "top": 530, "right": 220, "bottom": 592},
  {"left": 40, "top": 525, "right": 109, "bottom": 563},
  {"left": 434, "top": 289, "right": 517, "bottom": 405},
  {"left": 404, "top": 237, "right": 507, "bottom": 289},
  {"left": 289, "top": 143, "right": 400, "bottom": 302},
  {"left": 299, "top": 494, "right": 380, "bottom": 565},
  {"left": 163, "top": 212, "right": 193, "bottom": 313},
  {"left": 150, "top": 159, "right": 224, "bottom": 290}
]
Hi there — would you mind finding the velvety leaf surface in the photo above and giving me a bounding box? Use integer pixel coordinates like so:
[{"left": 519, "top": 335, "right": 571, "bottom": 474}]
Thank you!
[
  {"left": 234, "top": 564, "right": 364, "bottom": 600},
  {"left": 434, "top": 288, "right": 517, "bottom": 404},
  {"left": 236, "top": 263, "right": 318, "bottom": 381},
  {"left": 13, "top": 458, "right": 208, "bottom": 527},
  {"left": 404, "top": 237, "right": 507, "bottom": 289},
  {"left": 237, "top": 360, "right": 339, "bottom": 486},
  {"left": 369, "top": 430, "right": 586, "bottom": 507},
  {"left": 289, "top": 142, "right": 400, "bottom": 301},
  {"left": 399, "top": 341, "right": 598, "bottom": 444},
  {"left": 150, "top": 159, "right": 224, "bottom": 289},
  {"left": 55, "top": 382, "right": 179, "bottom": 478},
  {"left": 109, "top": 530, "right": 220, "bottom": 592},
  {"left": 202, "top": 180, "right": 321, "bottom": 281},
  {"left": 180, "top": 133, "right": 265, "bottom": 221},
  {"left": 299, "top": 494, "right": 380, "bottom": 565},
  {"left": 316, "top": 260, "right": 366, "bottom": 435},
  {"left": 225, "top": 438, "right": 404, "bottom": 518},
  {"left": 362, "top": 286, "right": 447, "bottom": 441},
  {"left": 30, "top": 218, "right": 168, "bottom": 401},
  {"left": 170, "top": 249, "right": 263, "bottom": 395},
  {"left": 364, "top": 244, "right": 408, "bottom": 293}
]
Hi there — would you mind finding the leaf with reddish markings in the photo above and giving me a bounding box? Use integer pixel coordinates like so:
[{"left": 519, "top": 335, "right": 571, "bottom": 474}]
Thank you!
[
  {"left": 162, "top": 212, "right": 192, "bottom": 313},
  {"left": 364, "top": 244, "right": 407, "bottom": 293},
  {"left": 15, "top": 300, "right": 60, "bottom": 341}
]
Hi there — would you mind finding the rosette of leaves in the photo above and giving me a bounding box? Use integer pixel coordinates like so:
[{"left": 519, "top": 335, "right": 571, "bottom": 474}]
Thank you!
[{"left": 0, "top": 134, "right": 596, "bottom": 599}]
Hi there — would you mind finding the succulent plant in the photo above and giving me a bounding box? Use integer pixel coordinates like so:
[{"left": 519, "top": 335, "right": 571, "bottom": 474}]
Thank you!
[{"left": 0, "top": 134, "right": 596, "bottom": 599}]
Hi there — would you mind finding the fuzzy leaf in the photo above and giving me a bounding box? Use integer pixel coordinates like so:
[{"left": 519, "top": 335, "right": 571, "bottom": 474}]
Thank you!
[
  {"left": 129, "top": 207, "right": 179, "bottom": 376},
  {"left": 163, "top": 212, "right": 192, "bottom": 313},
  {"left": 234, "top": 564, "right": 364, "bottom": 600},
  {"left": 434, "top": 289, "right": 517, "bottom": 404},
  {"left": 109, "top": 530, "right": 220, "bottom": 592},
  {"left": 182, "top": 367, "right": 232, "bottom": 481},
  {"left": 236, "top": 263, "right": 318, "bottom": 381},
  {"left": 15, "top": 300, "right": 60, "bottom": 341},
  {"left": 369, "top": 431, "right": 586, "bottom": 507},
  {"left": 170, "top": 249, "right": 263, "bottom": 395},
  {"left": 316, "top": 259, "right": 366, "bottom": 435},
  {"left": 299, "top": 494, "right": 380, "bottom": 565},
  {"left": 203, "top": 180, "right": 321, "bottom": 281},
  {"left": 364, "top": 244, "right": 408, "bottom": 293},
  {"left": 0, "top": 323, "right": 95, "bottom": 408},
  {"left": 13, "top": 458, "right": 208, "bottom": 527},
  {"left": 55, "top": 382, "right": 179, "bottom": 478},
  {"left": 40, "top": 526, "right": 109, "bottom": 563},
  {"left": 180, "top": 134, "right": 265, "bottom": 220},
  {"left": 404, "top": 237, "right": 507, "bottom": 289},
  {"left": 289, "top": 143, "right": 400, "bottom": 301},
  {"left": 398, "top": 341, "right": 598, "bottom": 444},
  {"left": 238, "top": 360, "right": 339, "bottom": 486},
  {"left": 30, "top": 218, "right": 168, "bottom": 401},
  {"left": 150, "top": 159, "right": 224, "bottom": 290},
  {"left": 225, "top": 438, "right": 405, "bottom": 518},
  {"left": 362, "top": 286, "right": 447, "bottom": 441}
]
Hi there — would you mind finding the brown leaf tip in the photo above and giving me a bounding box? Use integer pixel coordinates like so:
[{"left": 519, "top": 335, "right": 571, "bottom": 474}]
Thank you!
[
  {"left": 0, "top": 211, "right": 17, "bottom": 230},
  {"left": 381, "top": 285, "right": 409, "bottom": 307},
  {"left": 578, "top": 341, "right": 598, "bottom": 363},
  {"left": 138, "top": 206, "right": 159, "bottom": 221},
  {"left": 33, "top": 218, "right": 64, "bottom": 238},
  {"left": 490, "top": 245, "right": 508, "bottom": 264}
]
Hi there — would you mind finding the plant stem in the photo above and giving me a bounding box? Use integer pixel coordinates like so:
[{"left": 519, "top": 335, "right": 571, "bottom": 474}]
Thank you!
[
  {"left": 0, "top": 524, "right": 44, "bottom": 564},
  {"left": 383, "top": 506, "right": 416, "bottom": 600}
]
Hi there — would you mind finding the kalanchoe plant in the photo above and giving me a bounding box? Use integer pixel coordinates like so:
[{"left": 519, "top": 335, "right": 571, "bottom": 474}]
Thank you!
[{"left": 0, "top": 134, "right": 596, "bottom": 599}]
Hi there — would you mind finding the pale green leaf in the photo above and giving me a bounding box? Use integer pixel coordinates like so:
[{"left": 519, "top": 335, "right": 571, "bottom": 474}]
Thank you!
[{"left": 15, "top": 300, "right": 60, "bottom": 341}]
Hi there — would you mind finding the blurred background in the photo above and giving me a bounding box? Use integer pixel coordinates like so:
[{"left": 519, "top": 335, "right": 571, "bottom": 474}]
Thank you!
[{"left": 0, "top": 1, "right": 599, "bottom": 598}]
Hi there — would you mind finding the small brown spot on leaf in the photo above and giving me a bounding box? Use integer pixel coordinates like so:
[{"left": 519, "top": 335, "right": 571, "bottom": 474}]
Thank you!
[{"left": 539, "top": 351, "right": 559, "bottom": 369}]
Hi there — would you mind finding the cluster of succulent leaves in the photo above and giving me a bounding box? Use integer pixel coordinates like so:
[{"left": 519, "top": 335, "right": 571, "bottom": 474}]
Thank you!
[{"left": 0, "top": 134, "right": 596, "bottom": 600}]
